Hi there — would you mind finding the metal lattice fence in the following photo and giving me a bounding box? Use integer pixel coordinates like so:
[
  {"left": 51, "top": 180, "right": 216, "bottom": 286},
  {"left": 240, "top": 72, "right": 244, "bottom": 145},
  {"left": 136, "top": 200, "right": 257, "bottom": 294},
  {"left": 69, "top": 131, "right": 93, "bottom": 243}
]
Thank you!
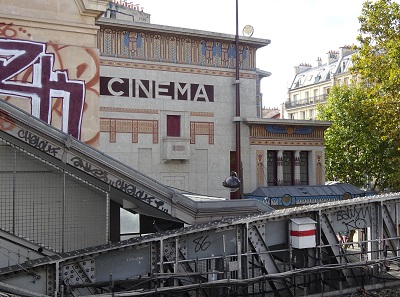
[{"left": 0, "top": 140, "right": 109, "bottom": 253}]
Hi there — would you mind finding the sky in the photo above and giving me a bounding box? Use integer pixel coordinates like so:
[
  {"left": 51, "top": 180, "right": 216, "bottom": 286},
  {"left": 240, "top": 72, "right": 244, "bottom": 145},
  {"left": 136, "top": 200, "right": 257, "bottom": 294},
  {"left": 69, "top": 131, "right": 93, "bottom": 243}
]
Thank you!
[{"left": 139, "top": 0, "right": 366, "bottom": 108}]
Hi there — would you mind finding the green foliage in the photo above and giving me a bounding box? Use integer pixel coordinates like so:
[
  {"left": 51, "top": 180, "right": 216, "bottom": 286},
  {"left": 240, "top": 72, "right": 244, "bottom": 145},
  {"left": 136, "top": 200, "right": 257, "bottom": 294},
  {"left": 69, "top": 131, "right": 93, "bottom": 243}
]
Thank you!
[
  {"left": 317, "top": 0, "right": 400, "bottom": 192},
  {"left": 352, "top": 0, "right": 400, "bottom": 143},
  {"left": 317, "top": 85, "right": 400, "bottom": 191}
]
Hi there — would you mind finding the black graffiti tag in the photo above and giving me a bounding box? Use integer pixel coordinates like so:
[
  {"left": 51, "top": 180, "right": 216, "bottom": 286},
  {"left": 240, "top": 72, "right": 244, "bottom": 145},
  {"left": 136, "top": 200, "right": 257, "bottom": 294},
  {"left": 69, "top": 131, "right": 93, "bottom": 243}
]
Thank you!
[
  {"left": 115, "top": 179, "right": 168, "bottom": 212},
  {"left": 18, "top": 129, "right": 60, "bottom": 156},
  {"left": 70, "top": 156, "right": 109, "bottom": 182},
  {"left": 69, "top": 157, "right": 169, "bottom": 213},
  {"left": 333, "top": 206, "right": 370, "bottom": 229},
  {"left": 193, "top": 235, "right": 211, "bottom": 252}
]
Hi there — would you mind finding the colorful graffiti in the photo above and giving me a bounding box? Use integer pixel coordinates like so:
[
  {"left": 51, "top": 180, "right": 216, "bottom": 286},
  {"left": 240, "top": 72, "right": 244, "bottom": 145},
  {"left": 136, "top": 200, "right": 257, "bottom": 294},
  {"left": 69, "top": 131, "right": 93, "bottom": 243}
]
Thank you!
[
  {"left": 0, "top": 22, "right": 100, "bottom": 144},
  {"left": 0, "top": 38, "right": 85, "bottom": 139}
]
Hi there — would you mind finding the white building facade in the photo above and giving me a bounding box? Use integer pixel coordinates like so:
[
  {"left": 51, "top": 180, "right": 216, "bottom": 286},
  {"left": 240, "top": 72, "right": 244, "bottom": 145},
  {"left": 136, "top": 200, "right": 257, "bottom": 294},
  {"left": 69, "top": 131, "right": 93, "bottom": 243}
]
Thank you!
[
  {"left": 97, "top": 6, "right": 331, "bottom": 198},
  {"left": 283, "top": 46, "right": 357, "bottom": 120}
]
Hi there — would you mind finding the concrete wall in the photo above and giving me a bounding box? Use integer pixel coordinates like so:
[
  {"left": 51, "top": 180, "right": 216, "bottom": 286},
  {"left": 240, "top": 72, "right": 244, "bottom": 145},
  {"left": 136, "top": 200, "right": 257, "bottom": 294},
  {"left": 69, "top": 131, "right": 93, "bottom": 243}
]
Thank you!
[{"left": 99, "top": 58, "right": 258, "bottom": 197}]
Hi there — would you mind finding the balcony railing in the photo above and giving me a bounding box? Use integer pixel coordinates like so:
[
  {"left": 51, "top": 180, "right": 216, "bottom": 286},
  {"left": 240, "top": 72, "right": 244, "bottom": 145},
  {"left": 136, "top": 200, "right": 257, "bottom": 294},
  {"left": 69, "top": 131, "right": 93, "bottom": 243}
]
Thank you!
[{"left": 285, "top": 94, "right": 328, "bottom": 109}]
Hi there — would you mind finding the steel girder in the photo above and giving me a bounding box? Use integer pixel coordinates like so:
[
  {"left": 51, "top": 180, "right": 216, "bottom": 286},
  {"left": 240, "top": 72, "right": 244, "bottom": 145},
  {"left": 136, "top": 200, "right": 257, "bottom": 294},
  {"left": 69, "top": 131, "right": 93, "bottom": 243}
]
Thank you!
[{"left": 0, "top": 194, "right": 399, "bottom": 296}]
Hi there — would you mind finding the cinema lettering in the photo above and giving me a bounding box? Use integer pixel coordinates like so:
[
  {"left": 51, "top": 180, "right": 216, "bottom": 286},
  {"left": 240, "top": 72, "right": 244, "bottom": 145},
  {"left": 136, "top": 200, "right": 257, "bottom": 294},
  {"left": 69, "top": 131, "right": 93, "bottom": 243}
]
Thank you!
[{"left": 100, "top": 76, "right": 214, "bottom": 102}]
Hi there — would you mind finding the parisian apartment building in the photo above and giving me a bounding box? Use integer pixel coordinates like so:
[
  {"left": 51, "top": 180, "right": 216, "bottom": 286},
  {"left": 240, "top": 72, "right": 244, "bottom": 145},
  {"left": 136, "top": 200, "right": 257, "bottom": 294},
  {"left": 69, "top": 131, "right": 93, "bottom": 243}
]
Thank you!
[{"left": 283, "top": 46, "right": 357, "bottom": 120}]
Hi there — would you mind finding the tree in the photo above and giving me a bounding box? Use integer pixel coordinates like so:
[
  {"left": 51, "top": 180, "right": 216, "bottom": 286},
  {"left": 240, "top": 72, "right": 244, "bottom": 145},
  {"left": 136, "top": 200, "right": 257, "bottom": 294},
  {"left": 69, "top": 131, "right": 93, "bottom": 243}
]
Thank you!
[
  {"left": 317, "top": 0, "right": 400, "bottom": 191},
  {"left": 352, "top": 0, "right": 400, "bottom": 143},
  {"left": 317, "top": 86, "right": 400, "bottom": 191}
]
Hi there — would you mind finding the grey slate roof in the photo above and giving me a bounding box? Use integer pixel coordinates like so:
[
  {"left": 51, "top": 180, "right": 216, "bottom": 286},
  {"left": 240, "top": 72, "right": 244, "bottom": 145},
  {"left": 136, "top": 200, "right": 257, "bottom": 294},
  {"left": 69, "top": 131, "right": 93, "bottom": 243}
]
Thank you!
[{"left": 290, "top": 48, "right": 356, "bottom": 90}]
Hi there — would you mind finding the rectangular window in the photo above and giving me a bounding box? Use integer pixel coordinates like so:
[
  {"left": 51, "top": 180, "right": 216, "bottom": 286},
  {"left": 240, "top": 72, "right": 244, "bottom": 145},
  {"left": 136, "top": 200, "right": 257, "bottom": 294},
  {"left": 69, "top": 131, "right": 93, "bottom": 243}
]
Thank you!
[
  {"left": 267, "top": 151, "right": 277, "bottom": 186},
  {"left": 313, "top": 89, "right": 318, "bottom": 101},
  {"left": 167, "top": 115, "right": 180, "bottom": 137},
  {"left": 282, "top": 151, "right": 294, "bottom": 185},
  {"left": 300, "top": 151, "right": 309, "bottom": 185},
  {"left": 267, "top": 151, "right": 309, "bottom": 186}
]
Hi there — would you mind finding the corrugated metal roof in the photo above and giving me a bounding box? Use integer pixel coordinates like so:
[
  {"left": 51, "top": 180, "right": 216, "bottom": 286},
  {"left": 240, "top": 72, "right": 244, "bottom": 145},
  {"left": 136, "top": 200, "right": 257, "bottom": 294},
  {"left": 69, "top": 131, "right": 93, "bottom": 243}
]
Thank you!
[{"left": 250, "top": 183, "right": 364, "bottom": 198}]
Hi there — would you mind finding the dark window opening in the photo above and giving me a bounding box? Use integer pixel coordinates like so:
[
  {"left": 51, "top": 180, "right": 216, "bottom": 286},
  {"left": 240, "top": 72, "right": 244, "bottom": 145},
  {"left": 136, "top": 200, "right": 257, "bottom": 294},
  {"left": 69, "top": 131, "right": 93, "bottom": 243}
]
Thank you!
[
  {"left": 267, "top": 151, "right": 277, "bottom": 186},
  {"left": 300, "top": 151, "right": 309, "bottom": 185},
  {"left": 167, "top": 115, "right": 181, "bottom": 137},
  {"left": 282, "top": 151, "right": 294, "bottom": 185},
  {"left": 267, "top": 150, "right": 309, "bottom": 186}
]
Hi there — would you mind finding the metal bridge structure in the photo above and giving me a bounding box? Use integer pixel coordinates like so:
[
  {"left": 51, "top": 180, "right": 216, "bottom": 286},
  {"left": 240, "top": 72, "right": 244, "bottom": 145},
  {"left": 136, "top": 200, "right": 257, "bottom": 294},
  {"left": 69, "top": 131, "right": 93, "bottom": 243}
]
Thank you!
[{"left": 1, "top": 99, "right": 400, "bottom": 297}]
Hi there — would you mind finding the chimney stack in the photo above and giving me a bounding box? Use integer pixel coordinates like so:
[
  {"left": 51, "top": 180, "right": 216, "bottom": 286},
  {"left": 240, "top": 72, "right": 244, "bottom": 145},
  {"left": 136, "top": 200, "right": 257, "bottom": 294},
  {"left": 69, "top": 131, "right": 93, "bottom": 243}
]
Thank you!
[
  {"left": 339, "top": 45, "right": 356, "bottom": 59},
  {"left": 327, "top": 50, "right": 339, "bottom": 64},
  {"left": 294, "top": 63, "right": 312, "bottom": 75}
]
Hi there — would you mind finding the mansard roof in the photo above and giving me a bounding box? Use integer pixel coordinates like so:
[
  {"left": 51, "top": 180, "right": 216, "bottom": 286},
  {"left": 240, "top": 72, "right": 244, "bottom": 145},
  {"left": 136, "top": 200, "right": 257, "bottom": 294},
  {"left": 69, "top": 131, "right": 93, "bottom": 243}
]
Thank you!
[{"left": 289, "top": 48, "right": 356, "bottom": 90}]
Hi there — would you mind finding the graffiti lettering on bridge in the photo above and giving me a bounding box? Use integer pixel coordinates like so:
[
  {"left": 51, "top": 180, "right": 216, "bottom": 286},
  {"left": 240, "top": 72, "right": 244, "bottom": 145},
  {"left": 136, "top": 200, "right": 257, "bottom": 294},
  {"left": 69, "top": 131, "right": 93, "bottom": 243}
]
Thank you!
[
  {"left": 17, "top": 129, "right": 60, "bottom": 156},
  {"left": 69, "top": 156, "right": 169, "bottom": 213},
  {"left": 0, "top": 38, "right": 85, "bottom": 139},
  {"left": 333, "top": 206, "right": 371, "bottom": 230},
  {"left": 70, "top": 156, "right": 109, "bottom": 182},
  {"left": 114, "top": 179, "right": 168, "bottom": 212},
  {"left": 193, "top": 235, "right": 211, "bottom": 252}
]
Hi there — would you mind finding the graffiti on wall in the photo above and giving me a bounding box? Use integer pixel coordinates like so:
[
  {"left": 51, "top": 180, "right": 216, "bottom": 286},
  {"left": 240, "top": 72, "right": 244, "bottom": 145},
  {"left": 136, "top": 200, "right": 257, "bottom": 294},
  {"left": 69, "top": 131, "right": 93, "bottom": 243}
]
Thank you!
[
  {"left": 0, "top": 22, "right": 100, "bottom": 144},
  {"left": 331, "top": 205, "right": 372, "bottom": 232},
  {"left": 0, "top": 38, "right": 85, "bottom": 139}
]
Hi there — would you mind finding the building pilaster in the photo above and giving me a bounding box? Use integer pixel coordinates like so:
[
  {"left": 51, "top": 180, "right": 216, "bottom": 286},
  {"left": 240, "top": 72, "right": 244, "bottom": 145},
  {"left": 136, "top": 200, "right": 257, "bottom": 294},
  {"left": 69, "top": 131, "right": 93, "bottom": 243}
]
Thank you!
[
  {"left": 294, "top": 150, "right": 301, "bottom": 185},
  {"left": 277, "top": 150, "right": 283, "bottom": 185}
]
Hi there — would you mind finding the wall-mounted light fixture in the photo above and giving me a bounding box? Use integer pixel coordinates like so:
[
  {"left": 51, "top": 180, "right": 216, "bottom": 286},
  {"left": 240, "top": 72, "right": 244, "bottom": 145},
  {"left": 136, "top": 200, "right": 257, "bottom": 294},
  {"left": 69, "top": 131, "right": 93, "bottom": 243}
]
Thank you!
[{"left": 223, "top": 171, "right": 241, "bottom": 193}]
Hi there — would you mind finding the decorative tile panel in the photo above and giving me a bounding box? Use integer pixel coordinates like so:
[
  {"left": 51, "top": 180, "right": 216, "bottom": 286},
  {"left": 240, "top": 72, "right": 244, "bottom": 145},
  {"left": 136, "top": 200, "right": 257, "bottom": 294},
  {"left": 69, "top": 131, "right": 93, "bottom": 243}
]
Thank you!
[
  {"left": 190, "top": 122, "right": 214, "bottom": 144},
  {"left": 100, "top": 118, "right": 158, "bottom": 143},
  {"left": 98, "top": 28, "right": 257, "bottom": 70}
]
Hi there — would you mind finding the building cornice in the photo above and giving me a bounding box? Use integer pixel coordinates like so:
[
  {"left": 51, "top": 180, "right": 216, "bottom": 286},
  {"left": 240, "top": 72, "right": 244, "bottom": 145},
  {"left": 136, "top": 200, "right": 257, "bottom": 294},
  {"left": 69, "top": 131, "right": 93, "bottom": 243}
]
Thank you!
[
  {"left": 74, "top": 0, "right": 110, "bottom": 17},
  {"left": 243, "top": 118, "right": 332, "bottom": 128},
  {"left": 96, "top": 17, "right": 271, "bottom": 48},
  {"left": 100, "top": 57, "right": 257, "bottom": 78},
  {"left": 0, "top": 15, "right": 100, "bottom": 36}
]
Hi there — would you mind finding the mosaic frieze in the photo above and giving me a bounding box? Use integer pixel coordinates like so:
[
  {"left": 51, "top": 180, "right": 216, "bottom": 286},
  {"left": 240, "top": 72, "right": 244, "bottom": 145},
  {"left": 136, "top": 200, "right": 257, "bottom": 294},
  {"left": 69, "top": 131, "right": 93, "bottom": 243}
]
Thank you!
[
  {"left": 250, "top": 124, "right": 326, "bottom": 140},
  {"left": 98, "top": 28, "right": 256, "bottom": 70}
]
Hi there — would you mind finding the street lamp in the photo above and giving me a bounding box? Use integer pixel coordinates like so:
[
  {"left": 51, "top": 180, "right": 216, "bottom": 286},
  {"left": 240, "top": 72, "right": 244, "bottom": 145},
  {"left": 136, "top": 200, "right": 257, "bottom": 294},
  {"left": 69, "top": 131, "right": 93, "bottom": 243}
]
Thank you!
[
  {"left": 223, "top": 171, "right": 241, "bottom": 193},
  {"left": 234, "top": 0, "right": 243, "bottom": 198},
  {"left": 222, "top": 0, "right": 242, "bottom": 198}
]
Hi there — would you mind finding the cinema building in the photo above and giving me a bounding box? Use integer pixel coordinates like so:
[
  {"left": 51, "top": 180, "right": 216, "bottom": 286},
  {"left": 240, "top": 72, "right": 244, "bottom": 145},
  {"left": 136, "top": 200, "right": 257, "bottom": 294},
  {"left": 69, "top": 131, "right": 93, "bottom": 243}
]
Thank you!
[{"left": 96, "top": 3, "right": 331, "bottom": 199}]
